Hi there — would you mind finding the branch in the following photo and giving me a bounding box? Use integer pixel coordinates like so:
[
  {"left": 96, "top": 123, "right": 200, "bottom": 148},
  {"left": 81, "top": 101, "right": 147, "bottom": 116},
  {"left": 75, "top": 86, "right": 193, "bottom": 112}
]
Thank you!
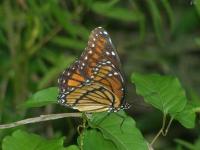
[{"left": 0, "top": 113, "right": 82, "bottom": 129}]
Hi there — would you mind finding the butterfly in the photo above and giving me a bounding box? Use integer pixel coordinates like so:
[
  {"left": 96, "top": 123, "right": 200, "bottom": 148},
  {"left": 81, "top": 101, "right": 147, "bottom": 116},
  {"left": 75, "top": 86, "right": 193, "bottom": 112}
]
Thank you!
[{"left": 57, "top": 27, "right": 130, "bottom": 113}]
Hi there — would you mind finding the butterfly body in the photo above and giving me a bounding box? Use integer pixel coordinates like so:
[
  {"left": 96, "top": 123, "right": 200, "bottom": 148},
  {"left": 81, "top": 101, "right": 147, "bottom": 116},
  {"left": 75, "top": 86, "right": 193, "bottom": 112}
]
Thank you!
[{"left": 58, "top": 27, "right": 130, "bottom": 112}]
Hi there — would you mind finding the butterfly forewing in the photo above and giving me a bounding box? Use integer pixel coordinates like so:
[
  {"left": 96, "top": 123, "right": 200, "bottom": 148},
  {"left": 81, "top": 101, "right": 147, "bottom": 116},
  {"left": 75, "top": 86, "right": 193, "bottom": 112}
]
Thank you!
[
  {"left": 78, "top": 27, "right": 122, "bottom": 77},
  {"left": 58, "top": 61, "right": 88, "bottom": 102}
]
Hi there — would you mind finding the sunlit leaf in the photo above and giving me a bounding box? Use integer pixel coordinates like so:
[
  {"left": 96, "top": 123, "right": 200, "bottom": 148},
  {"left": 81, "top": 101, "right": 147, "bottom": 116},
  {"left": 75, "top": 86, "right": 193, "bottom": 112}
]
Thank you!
[{"left": 131, "top": 73, "right": 187, "bottom": 116}]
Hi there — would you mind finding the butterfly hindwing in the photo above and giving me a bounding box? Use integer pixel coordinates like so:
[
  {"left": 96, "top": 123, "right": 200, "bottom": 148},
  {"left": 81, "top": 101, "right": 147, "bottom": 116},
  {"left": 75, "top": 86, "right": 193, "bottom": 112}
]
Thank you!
[
  {"left": 91, "top": 60, "right": 125, "bottom": 104},
  {"left": 64, "top": 83, "right": 120, "bottom": 112}
]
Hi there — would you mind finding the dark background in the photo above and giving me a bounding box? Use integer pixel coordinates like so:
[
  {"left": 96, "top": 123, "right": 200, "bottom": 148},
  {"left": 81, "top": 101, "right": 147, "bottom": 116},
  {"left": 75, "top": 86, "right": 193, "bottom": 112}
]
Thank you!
[{"left": 0, "top": 0, "right": 200, "bottom": 149}]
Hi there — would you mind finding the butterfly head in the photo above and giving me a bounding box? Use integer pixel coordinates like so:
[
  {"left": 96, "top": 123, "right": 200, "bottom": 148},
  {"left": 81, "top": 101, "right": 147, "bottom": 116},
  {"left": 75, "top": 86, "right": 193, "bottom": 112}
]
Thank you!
[
  {"left": 121, "top": 102, "right": 131, "bottom": 110},
  {"left": 108, "top": 102, "right": 131, "bottom": 112}
]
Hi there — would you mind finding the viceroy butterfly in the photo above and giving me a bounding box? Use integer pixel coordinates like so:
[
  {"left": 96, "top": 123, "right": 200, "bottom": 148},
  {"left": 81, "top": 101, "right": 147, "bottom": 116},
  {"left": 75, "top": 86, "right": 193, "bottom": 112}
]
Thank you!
[{"left": 57, "top": 27, "right": 130, "bottom": 112}]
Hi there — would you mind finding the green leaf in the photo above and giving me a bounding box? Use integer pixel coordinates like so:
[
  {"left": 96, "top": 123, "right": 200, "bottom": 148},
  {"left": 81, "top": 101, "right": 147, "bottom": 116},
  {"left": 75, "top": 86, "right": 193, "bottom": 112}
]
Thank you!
[
  {"left": 80, "top": 130, "right": 117, "bottom": 150},
  {"left": 2, "top": 130, "right": 67, "bottom": 150},
  {"left": 175, "top": 138, "right": 200, "bottom": 150},
  {"left": 194, "top": 138, "right": 200, "bottom": 150},
  {"left": 161, "top": 0, "right": 174, "bottom": 31},
  {"left": 81, "top": 111, "right": 148, "bottom": 150},
  {"left": 65, "top": 145, "right": 79, "bottom": 150},
  {"left": 38, "top": 55, "right": 75, "bottom": 89},
  {"left": 52, "top": 36, "right": 86, "bottom": 52},
  {"left": 91, "top": 1, "right": 142, "bottom": 22},
  {"left": 173, "top": 8, "right": 199, "bottom": 36},
  {"left": 50, "top": 1, "right": 89, "bottom": 39},
  {"left": 146, "top": 0, "right": 164, "bottom": 45},
  {"left": 175, "top": 139, "right": 195, "bottom": 150},
  {"left": 131, "top": 73, "right": 187, "bottom": 116},
  {"left": 23, "top": 87, "right": 58, "bottom": 108},
  {"left": 196, "top": 38, "right": 200, "bottom": 47},
  {"left": 174, "top": 104, "right": 196, "bottom": 128},
  {"left": 195, "top": 0, "right": 200, "bottom": 16}
]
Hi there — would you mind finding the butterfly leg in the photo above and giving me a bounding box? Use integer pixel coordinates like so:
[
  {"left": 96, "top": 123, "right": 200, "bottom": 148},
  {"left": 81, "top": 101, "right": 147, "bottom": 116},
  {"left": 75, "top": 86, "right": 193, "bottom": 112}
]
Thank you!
[
  {"left": 77, "top": 112, "right": 89, "bottom": 134},
  {"left": 77, "top": 112, "right": 90, "bottom": 150}
]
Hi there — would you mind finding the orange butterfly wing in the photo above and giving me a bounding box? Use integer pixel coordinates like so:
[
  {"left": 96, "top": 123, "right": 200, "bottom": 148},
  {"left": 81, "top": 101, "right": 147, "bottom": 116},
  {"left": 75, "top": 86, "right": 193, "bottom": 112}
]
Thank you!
[
  {"left": 58, "top": 27, "right": 128, "bottom": 112},
  {"left": 79, "top": 27, "right": 122, "bottom": 77}
]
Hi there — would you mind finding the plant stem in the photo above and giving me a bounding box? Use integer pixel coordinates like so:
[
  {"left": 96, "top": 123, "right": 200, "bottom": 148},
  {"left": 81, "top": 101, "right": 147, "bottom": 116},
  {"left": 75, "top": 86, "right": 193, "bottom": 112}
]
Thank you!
[
  {"left": 150, "top": 128, "right": 163, "bottom": 147},
  {"left": 0, "top": 113, "right": 82, "bottom": 129},
  {"left": 150, "top": 113, "right": 166, "bottom": 147},
  {"left": 163, "top": 117, "right": 173, "bottom": 136}
]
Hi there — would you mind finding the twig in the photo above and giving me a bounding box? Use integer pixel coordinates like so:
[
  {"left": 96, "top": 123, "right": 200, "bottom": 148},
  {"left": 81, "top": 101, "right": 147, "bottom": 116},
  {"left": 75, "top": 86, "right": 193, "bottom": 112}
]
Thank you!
[{"left": 0, "top": 113, "right": 82, "bottom": 129}]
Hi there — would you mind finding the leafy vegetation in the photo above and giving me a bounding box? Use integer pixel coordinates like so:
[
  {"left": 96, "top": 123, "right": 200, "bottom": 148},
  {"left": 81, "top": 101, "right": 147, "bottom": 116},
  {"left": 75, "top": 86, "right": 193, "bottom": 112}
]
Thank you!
[{"left": 0, "top": 0, "right": 200, "bottom": 150}]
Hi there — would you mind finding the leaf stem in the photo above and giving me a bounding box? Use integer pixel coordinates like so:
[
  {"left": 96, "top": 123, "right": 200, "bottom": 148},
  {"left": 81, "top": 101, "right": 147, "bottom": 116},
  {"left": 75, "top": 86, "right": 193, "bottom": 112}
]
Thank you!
[
  {"left": 0, "top": 113, "right": 82, "bottom": 129},
  {"left": 163, "top": 117, "right": 173, "bottom": 136},
  {"left": 150, "top": 113, "right": 166, "bottom": 147}
]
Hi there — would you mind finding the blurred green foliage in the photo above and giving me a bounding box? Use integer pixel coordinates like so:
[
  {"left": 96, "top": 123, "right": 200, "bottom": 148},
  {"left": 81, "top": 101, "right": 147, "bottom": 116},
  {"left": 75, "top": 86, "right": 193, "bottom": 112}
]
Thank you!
[{"left": 0, "top": 0, "right": 200, "bottom": 149}]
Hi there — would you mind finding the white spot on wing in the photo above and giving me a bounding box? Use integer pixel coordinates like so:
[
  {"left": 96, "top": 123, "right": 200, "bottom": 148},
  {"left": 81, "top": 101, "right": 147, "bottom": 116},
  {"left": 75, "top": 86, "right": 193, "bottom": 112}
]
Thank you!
[
  {"left": 61, "top": 94, "right": 65, "bottom": 98},
  {"left": 109, "top": 38, "right": 112, "bottom": 43},
  {"left": 111, "top": 51, "right": 116, "bottom": 56},
  {"left": 61, "top": 99, "right": 65, "bottom": 103},
  {"left": 103, "top": 31, "right": 108, "bottom": 35},
  {"left": 106, "top": 51, "right": 110, "bottom": 55},
  {"left": 89, "top": 50, "right": 92, "bottom": 54}
]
